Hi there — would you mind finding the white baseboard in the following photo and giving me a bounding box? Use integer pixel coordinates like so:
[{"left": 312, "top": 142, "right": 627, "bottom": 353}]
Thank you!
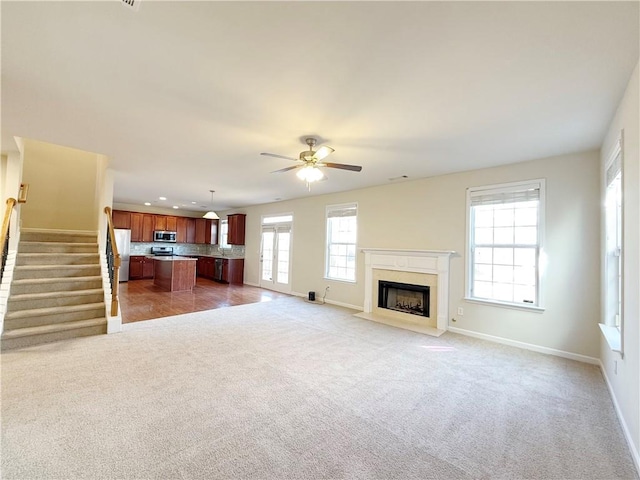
[
  {"left": 447, "top": 326, "right": 600, "bottom": 365},
  {"left": 291, "top": 291, "right": 361, "bottom": 311},
  {"left": 599, "top": 361, "right": 640, "bottom": 475},
  {"left": 243, "top": 281, "right": 259, "bottom": 287}
]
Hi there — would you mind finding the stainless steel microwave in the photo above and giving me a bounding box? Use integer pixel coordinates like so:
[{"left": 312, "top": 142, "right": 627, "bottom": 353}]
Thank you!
[{"left": 154, "top": 230, "right": 177, "bottom": 243}]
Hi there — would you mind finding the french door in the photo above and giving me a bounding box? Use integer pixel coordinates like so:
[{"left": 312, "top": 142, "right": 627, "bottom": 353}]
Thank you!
[{"left": 260, "top": 224, "right": 292, "bottom": 293}]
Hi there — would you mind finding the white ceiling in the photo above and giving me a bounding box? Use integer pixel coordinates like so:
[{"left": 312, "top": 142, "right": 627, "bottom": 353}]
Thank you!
[{"left": 2, "top": 1, "right": 638, "bottom": 212}]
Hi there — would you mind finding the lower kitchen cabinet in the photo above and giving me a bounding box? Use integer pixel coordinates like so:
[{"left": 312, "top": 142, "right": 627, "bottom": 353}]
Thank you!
[
  {"left": 129, "top": 256, "right": 155, "bottom": 280},
  {"left": 196, "top": 257, "right": 244, "bottom": 284}
]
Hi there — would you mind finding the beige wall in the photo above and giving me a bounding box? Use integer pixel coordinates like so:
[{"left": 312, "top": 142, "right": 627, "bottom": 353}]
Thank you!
[
  {"left": 234, "top": 148, "right": 601, "bottom": 359},
  {"left": 21, "top": 139, "right": 100, "bottom": 231},
  {"left": 600, "top": 61, "right": 639, "bottom": 468}
]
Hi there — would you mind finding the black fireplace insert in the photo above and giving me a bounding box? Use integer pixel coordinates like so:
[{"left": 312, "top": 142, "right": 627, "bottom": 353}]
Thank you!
[{"left": 378, "top": 280, "right": 430, "bottom": 317}]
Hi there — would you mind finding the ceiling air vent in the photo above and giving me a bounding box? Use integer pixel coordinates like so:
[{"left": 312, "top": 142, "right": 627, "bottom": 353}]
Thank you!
[{"left": 120, "top": 0, "right": 141, "bottom": 11}]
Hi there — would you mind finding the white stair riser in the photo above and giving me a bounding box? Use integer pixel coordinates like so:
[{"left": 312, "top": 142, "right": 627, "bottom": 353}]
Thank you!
[
  {"left": 4, "top": 307, "right": 106, "bottom": 330},
  {"left": 7, "top": 293, "right": 105, "bottom": 312},
  {"left": 16, "top": 254, "right": 100, "bottom": 266}
]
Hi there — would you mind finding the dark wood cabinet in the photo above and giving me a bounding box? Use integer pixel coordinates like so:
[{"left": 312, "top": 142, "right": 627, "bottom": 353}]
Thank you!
[
  {"left": 129, "top": 256, "right": 144, "bottom": 279},
  {"left": 142, "top": 214, "right": 155, "bottom": 242},
  {"left": 130, "top": 255, "right": 154, "bottom": 280},
  {"left": 186, "top": 218, "right": 196, "bottom": 244},
  {"left": 176, "top": 217, "right": 188, "bottom": 243},
  {"left": 195, "top": 218, "right": 218, "bottom": 245},
  {"left": 112, "top": 210, "right": 131, "bottom": 229},
  {"left": 154, "top": 215, "right": 166, "bottom": 231},
  {"left": 222, "top": 258, "right": 244, "bottom": 284},
  {"left": 130, "top": 213, "right": 143, "bottom": 242},
  {"left": 227, "top": 214, "right": 246, "bottom": 245},
  {"left": 196, "top": 256, "right": 215, "bottom": 279},
  {"left": 115, "top": 210, "right": 213, "bottom": 245}
]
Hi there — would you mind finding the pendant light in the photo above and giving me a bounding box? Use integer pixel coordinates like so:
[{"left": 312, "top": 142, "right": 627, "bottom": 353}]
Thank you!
[{"left": 203, "top": 190, "right": 219, "bottom": 219}]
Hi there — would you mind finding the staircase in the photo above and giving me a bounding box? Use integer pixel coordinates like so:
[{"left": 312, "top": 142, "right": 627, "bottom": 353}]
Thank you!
[{"left": 1, "top": 230, "right": 107, "bottom": 350}]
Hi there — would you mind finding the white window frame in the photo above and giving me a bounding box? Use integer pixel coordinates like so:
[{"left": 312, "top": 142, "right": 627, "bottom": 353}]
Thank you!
[
  {"left": 599, "top": 132, "right": 624, "bottom": 355},
  {"left": 465, "top": 179, "right": 546, "bottom": 311},
  {"left": 325, "top": 202, "right": 358, "bottom": 283},
  {"left": 219, "top": 219, "right": 230, "bottom": 249}
]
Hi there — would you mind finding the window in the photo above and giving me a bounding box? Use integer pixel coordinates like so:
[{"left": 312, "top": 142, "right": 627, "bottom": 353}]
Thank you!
[
  {"left": 466, "top": 180, "right": 545, "bottom": 309},
  {"left": 326, "top": 203, "right": 357, "bottom": 282},
  {"left": 601, "top": 133, "right": 623, "bottom": 353},
  {"left": 219, "top": 220, "right": 229, "bottom": 249}
]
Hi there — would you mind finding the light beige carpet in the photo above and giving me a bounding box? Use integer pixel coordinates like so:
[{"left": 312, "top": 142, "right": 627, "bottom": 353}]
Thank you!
[{"left": 1, "top": 297, "right": 637, "bottom": 479}]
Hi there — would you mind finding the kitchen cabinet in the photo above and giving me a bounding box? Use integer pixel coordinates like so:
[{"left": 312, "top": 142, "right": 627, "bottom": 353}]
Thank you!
[
  {"left": 166, "top": 216, "right": 177, "bottom": 232},
  {"left": 112, "top": 210, "right": 131, "bottom": 229},
  {"left": 176, "top": 217, "right": 188, "bottom": 243},
  {"left": 196, "top": 256, "right": 215, "bottom": 279},
  {"left": 154, "top": 215, "right": 166, "bottom": 231},
  {"left": 195, "top": 219, "right": 218, "bottom": 245},
  {"left": 130, "top": 213, "right": 143, "bottom": 242},
  {"left": 186, "top": 218, "right": 196, "bottom": 243},
  {"left": 129, "top": 256, "right": 154, "bottom": 280},
  {"left": 220, "top": 258, "right": 244, "bottom": 284},
  {"left": 142, "top": 214, "right": 155, "bottom": 242},
  {"left": 227, "top": 214, "right": 246, "bottom": 245}
]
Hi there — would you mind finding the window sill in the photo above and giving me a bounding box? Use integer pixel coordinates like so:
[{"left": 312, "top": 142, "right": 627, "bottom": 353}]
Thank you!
[
  {"left": 464, "top": 297, "right": 545, "bottom": 313},
  {"left": 598, "top": 323, "right": 622, "bottom": 354},
  {"left": 324, "top": 277, "right": 357, "bottom": 285}
]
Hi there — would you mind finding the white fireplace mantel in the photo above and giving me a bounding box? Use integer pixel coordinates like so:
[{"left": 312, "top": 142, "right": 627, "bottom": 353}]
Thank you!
[{"left": 362, "top": 249, "right": 455, "bottom": 332}]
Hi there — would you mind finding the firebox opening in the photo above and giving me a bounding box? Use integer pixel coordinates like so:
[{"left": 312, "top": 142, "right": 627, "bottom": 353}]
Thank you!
[{"left": 378, "top": 280, "right": 430, "bottom": 317}]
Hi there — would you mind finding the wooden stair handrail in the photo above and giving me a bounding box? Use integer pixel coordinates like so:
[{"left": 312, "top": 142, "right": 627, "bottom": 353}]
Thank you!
[
  {"left": 104, "top": 207, "right": 122, "bottom": 317},
  {"left": 1, "top": 198, "right": 18, "bottom": 284}
]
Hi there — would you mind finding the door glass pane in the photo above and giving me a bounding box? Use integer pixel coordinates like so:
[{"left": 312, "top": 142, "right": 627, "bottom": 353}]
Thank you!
[
  {"left": 276, "top": 231, "right": 290, "bottom": 284},
  {"left": 261, "top": 231, "right": 274, "bottom": 281}
]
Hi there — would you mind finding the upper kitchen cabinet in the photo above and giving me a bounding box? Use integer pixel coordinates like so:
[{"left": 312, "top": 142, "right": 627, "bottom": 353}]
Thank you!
[
  {"left": 142, "top": 214, "right": 155, "bottom": 242},
  {"left": 176, "top": 217, "right": 188, "bottom": 243},
  {"left": 166, "top": 216, "right": 177, "bottom": 232},
  {"left": 195, "top": 218, "right": 218, "bottom": 244},
  {"left": 130, "top": 213, "right": 143, "bottom": 241},
  {"left": 154, "top": 215, "right": 166, "bottom": 231},
  {"left": 227, "top": 214, "right": 246, "bottom": 245},
  {"left": 112, "top": 210, "right": 131, "bottom": 229}
]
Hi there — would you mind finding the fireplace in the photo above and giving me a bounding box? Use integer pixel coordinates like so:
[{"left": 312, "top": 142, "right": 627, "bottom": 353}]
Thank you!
[
  {"left": 378, "top": 280, "right": 430, "bottom": 317},
  {"left": 360, "top": 249, "right": 454, "bottom": 334}
]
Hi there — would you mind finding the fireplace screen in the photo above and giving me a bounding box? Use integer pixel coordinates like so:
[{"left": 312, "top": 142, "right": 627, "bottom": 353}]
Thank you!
[{"left": 378, "top": 280, "right": 430, "bottom": 317}]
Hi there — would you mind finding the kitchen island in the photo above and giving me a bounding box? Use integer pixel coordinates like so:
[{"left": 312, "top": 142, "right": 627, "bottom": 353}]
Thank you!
[{"left": 153, "top": 256, "right": 197, "bottom": 292}]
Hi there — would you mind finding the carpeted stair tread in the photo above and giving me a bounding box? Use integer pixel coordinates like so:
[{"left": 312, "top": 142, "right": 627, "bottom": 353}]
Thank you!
[
  {"left": 1, "top": 317, "right": 107, "bottom": 339},
  {"left": 11, "top": 275, "right": 102, "bottom": 285},
  {"left": 9, "top": 289, "right": 104, "bottom": 302},
  {"left": 4, "top": 302, "right": 106, "bottom": 320},
  {"left": 15, "top": 264, "right": 100, "bottom": 271}
]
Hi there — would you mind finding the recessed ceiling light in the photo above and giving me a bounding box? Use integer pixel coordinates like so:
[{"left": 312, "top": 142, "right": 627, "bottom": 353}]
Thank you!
[
  {"left": 191, "top": 201, "right": 197, "bottom": 204},
  {"left": 173, "top": 206, "right": 179, "bottom": 209},
  {"left": 144, "top": 202, "right": 151, "bottom": 206},
  {"left": 159, "top": 196, "right": 167, "bottom": 201}
]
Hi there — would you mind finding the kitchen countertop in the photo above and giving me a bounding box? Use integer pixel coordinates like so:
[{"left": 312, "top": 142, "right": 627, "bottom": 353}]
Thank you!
[{"left": 149, "top": 255, "right": 197, "bottom": 261}]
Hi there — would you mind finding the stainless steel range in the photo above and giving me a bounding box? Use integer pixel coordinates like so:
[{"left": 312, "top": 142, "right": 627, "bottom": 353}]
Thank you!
[{"left": 151, "top": 246, "right": 174, "bottom": 256}]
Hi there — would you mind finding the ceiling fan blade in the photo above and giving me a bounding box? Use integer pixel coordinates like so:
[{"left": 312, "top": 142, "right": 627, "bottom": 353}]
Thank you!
[
  {"left": 314, "top": 146, "right": 335, "bottom": 161},
  {"left": 323, "top": 162, "right": 363, "bottom": 172},
  {"left": 260, "top": 152, "right": 299, "bottom": 161},
  {"left": 271, "top": 165, "right": 301, "bottom": 174}
]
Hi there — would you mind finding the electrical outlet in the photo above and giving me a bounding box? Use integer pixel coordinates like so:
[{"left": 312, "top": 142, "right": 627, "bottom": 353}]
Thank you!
[
  {"left": 457, "top": 307, "right": 464, "bottom": 316},
  {"left": 451, "top": 318, "right": 457, "bottom": 323}
]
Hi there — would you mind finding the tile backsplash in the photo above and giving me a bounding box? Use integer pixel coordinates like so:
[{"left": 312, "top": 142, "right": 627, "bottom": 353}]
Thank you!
[{"left": 130, "top": 242, "right": 245, "bottom": 257}]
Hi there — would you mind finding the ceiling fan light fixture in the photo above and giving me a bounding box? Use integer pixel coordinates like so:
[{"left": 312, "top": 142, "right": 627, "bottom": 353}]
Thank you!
[
  {"left": 203, "top": 190, "right": 219, "bottom": 219},
  {"left": 296, "top": 165, "right": 324, "bottom": 183}
]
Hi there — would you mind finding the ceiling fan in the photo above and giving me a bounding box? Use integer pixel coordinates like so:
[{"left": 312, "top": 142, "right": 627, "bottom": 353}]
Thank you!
[{"left": 261, "top": 138, "right": 363, "bottom": 185}]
